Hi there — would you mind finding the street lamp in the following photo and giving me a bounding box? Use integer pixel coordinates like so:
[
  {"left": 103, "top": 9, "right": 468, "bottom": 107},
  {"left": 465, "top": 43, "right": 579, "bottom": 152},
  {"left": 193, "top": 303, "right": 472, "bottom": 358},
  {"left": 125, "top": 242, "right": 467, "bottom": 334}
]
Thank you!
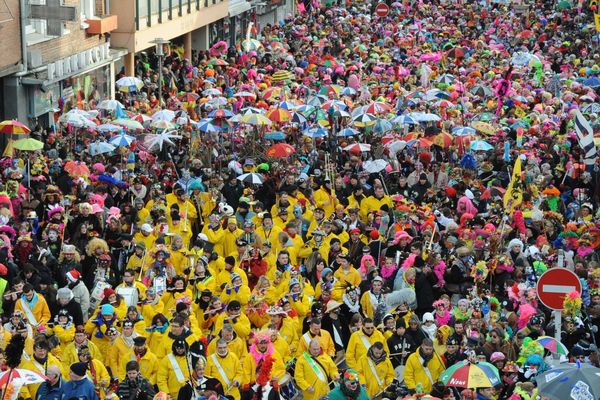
[{"left": 151, "top": 38, "right": 170, "bottom": 105}]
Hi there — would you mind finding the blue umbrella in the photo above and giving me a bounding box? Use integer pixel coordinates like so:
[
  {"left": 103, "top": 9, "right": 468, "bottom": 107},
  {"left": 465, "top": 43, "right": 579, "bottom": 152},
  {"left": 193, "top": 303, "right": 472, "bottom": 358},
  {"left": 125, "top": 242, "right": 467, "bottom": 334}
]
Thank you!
[
  {"left": 392, "top": 115, "right": 418, "bottom": 125},
  {"left": 373, "top": 119, "right": 393, "bottom": 134},
  {"left": 109, "top": 133, "right": 135, "bottom": 147},
  {"left": 278, "top": 101, "right": 298, "bottom": 110},
  {"left": 452, "top": 126, "right": 476, "bottom": 136},
  {"left": 197, "top": 118, "right": 221, "bottom": 133},
  {"left": 265, "top": 131, "right": 286, "bottom": 140},
  {"left": 341, "top": 87, "right": 357, "bottom": 96},
  {"left": 337, "top": 128, "right": 359, "bottom": 137},
  {"left": 208, "top": 109, "right": 234, "bottom": 118},
  {"left": 470, "top": 140, "right": 494, "bottom": 151},
  {"left": 303, "top": 127, "right": 329, "bottom": 138}
]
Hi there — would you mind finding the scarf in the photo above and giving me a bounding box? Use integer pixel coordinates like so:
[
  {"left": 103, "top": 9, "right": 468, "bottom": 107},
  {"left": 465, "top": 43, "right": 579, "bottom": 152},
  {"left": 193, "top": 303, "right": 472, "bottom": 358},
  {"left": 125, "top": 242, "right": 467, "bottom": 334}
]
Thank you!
[
  {"left": 122, "top": 331, "right": 139, "bottom": 348},
  {"left": 434, "top": 310, "right": 452, "bottom": 327},
  {"left": 381, "top": 263, "right": 397, "bottom": 279},
  {"left": 249, "top": 343, "right": 274, "bottom": 365},
  {"left": 453, "top": 308, "right": 471, "bottom": 322},
  {"left": 422, "top": 323, "right": 437, "bottom": 340},
  {"left": 367, "top": 346, "right": 387, "bottom": 365},
  {"left": 419, "top": 347, "right": 433, "bottom": 366},
  {"left": 343, "top": 293, "right": 360, "bottom": 314}
]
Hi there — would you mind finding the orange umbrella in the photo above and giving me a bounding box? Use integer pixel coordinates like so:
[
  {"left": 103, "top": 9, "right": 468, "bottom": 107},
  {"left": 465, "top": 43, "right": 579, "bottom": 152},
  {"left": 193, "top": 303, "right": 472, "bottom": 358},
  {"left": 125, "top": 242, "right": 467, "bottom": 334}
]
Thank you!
[
  {"left": 0, "top": 120, "right": 31, "bottom": 135},
  {"left": 266, "top": 143, "right": 295, "bottom": 158},
  {"left": 262, "top": 87, "right": 283, "bottom": 101},
  {"left": 267, "top": 108, "right": 292, "bottom": 123},
  {"left": 401, "top": 132, "right": 422, "bottom": 141},
  {"left": 432, "top": 131, "right": 453, "bottom": 148},
  {"left": 411, "top": 138, "right": 433, "bottom": 148},
  {"left": 63, "top": 160, "right": 90, "bottom": 178}
]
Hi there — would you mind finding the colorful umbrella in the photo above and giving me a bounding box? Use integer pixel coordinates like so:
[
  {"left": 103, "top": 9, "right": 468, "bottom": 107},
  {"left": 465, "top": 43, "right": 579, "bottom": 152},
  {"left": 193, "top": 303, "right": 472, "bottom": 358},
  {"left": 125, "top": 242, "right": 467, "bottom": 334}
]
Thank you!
[
  {"left": 470, "top": 84, "right": 493, "bottom": 97},
  {"left": 409, "top": 138, "right": 434, "bottom": 148},
  {"left": 337, "top": 128, "right": 359, "bottom": 137},
  {"left": 364, "top": 101, "right": 392, "bottom": 114},
  {"left": 480, "top": 186, "right": 506, "bottom": 200},
  {"left": 109, "top": 133, "right": 135, "bottom": 147},
  {"left": 242, "top": 38, "right": 263, "bottom": 51},
  {"left": 89, "top": 141, "right": 116, "bottom": 156},
  {"left": 271, "top": 70, "right": 295, "bottom": 83},
  {"left": 452, "top": 126, "right": 477, "bottom": 136},
  {"left": 233, "top": 91, "right": 257, "bottom": 99},
  {"left": 440, "top": 361, "right": 500, "bottom": 388},
  {"left": 197, "top": 119, "right": 221, "bottom": 133},
  {"left": 240, "top": 113, "right": 272, "bottom": 126},
  {"left": 116, "top": 76, "right": 144, "bottom": 93},
  {"left": 0, "top": 120, "right": 31, "bottom": 135},
  {"left": 150, "top": 120, "right": 176, "bottom": 130},
  {"left": 178, "top": 92, "right": 200, "bottom": 102},
  {"left": 343, "top": 143, "right": 372, "bottom": 153},
  {"left": 13, "top": 138, "right": 44, "bottom": 151},
  {"left": 152, "top": 109, "right": 176, "bottom": 122},
  {"left": 0, "top": 369, "right": 47, "bottom": 386},
  {"left": 471, "top": 121, "right": 496, "bottom": 135},
  {"left": 207, "top": 58, "right": 229, "bottom": 66},
  {"left": 278, "top": 101, "right": 298, "bottom": 110},
  {"left": 437, "top": 73, "right": 456, "bottom": 85},
  {"left": 432, "top": 131, "right": 454, "bottom": 148},
  {"left": 392, "top": 115, "right": 418, "bottom": 125},
  {"left": 582, "top": 103, "right": 600, "bottom": 114},
  {"left": 266, "top": 143, "right": 295, "bottom": 157},
  {"left": 351, "top": 113, "right": 377, "bottom": 127},
  {"left": 97, "top": 99, "right": 125, "bottom": 111},
  {"left": 64, "top": 161, "right": 90, "bottom": 178},
  {"left": 203, "top": 88, "right": 222, "bottom": 96},
  {"left": 470, "top": 140, "right": 494, "bottom": 151},
  {"left": 267, "top": 109, "right": 292, "bottom": 123},
  {"left": 534, "top": 336, "right": 569, "bottom": 355},
  {"left": 303, "top": 127, "right": 329, "bottom": 138},
  {"left": 208, "top": 109, "right": 235, "bottom": 119},
  {"left": 319, "top": 84, "right": 344, "bottom": 97},
  {"left": 264, "top": 131, "right": 286, "bottom": 141},
  {"left": 237, "top": 173, "right": 265, "bottom": 185},
  {"left": 446, "top": 47, "right": 466, "bottom": 59},
  {"left": 262, "top": 87, "right": 283, "bottom": 101},
  {"left": 144, "top": 130, "right": 182, "bottom": 151}
]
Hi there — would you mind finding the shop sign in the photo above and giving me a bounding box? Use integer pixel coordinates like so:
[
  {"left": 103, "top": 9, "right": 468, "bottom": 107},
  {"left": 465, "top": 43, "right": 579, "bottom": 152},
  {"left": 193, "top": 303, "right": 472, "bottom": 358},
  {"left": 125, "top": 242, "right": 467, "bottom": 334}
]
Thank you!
[{"left": 47, "top": 42, "right": 111, "bottom": 82}]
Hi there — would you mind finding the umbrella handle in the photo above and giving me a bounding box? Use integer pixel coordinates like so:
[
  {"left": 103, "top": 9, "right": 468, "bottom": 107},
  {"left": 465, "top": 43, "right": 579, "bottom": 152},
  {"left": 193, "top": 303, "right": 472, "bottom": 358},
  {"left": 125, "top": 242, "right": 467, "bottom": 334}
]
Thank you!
[{"left": 2, "top": 369, "right": 14, "bottom": 400}]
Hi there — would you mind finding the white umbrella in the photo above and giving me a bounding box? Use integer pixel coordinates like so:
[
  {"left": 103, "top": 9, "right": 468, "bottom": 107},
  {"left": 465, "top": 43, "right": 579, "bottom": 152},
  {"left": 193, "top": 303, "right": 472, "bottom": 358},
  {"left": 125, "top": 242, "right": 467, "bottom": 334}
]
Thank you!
[
  {"left": 59, "top": 113, "right": 97, "bottom": 128},
  {"left": 152, "top": 109, "right": 176, "bottom": 122},
  {"left": 89, "top": 141, "right": 116, "bottom": 156},
  {"left": 144, "top": 130, "right": 182, "bottom": 151},
  {"left": 97, "top": 99, "right": 125, "bottom": 111},
  {"left": 203, "top": 88, "right": 222, "bottom": 96},
  {"left": 237, "top": 173, "right": 265, "bottom": 185},
  {"left": 363, "top": 159, "right": 389, "bottom": 173},
  {"left": 96, "top": 123, "right": 123, "bottom": 133}
]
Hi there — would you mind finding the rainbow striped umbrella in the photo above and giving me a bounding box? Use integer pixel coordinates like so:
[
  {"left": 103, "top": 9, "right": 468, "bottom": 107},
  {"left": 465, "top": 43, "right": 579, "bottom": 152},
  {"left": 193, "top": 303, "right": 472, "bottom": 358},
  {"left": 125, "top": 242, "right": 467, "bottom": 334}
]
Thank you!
[
  {"left": 440, "top": 361, "right": 500, "bottom": 389},
  {"left": 535, "top": 336, "right": 569, "bottom": 355}
]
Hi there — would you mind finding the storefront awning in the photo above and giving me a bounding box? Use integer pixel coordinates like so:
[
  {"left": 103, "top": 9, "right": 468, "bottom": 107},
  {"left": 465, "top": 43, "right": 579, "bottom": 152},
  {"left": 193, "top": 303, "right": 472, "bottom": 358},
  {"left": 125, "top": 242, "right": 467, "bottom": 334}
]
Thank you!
[{"left": 229, "top": 0, "right": 252, "bottom": 17}]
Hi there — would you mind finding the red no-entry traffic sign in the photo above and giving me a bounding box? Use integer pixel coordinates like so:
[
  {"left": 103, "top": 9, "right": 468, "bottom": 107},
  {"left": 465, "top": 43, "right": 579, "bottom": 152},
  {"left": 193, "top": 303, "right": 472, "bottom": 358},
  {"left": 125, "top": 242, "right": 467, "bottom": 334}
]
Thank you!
[
  {"left": 375, "top": 2, "right": 390, "bottom": 17},
  {"left": 536, "top": 268, "right": 581, "bottom": 310}
]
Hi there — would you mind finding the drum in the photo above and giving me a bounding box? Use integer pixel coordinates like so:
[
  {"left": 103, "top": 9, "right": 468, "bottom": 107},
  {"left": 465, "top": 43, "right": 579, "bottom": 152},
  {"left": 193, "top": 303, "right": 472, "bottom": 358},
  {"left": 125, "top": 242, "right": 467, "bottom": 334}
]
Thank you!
[
  {"left": 89, "top": 281, "right": 111, "bottom": 314},
  {"left": 116, "top": 286, "right": 139, "bottom": 308},
  {"left": 153, "top": 276, "right": 167, "bottom": 295},
  {"left": 394, "top": 365, "right": 405, "bottom": 383},
  {"left": 278, "top": 374, "right": 299, "bottom": 400}
]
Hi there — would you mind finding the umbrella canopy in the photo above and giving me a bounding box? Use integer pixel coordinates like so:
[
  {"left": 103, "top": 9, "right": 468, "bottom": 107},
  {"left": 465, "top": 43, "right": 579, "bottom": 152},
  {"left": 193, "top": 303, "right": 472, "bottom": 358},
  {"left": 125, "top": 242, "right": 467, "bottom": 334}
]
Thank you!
[
  {"left": 452, "top": 126, "right": 477, "bottom": 136},
  {"left": 480, "top": 186, "right": 506, "bottom": 200},
  {"left": 363, "top": 159, "right": 389, "bottom": 173},
  {"left": 351, "top": 113, "right": 378, "bottom": 127},
  {"left": 271, "top": 70, "right": 295, "bottom": 83},
  {"left": 535, "top": 336, "right": 569, "bottom": 355},
  {"left": 264, "top": 131, "right": 286, "bottom": 140},
  {"left": 432, "top": 131, "right": 454, "bottom": 148},
  {"left": 471, "top": 121, "right": 496, "bottom": 135},
  {"left": 150, "top": 120, "right": 176, "bottom": 130},
  {"left": 178, "top": 92, "right": 200, "bottom": 102},
  {"left": 59, "top": 112, "right": 97, "bottom": 128},
  {"left": 364, "top": 101, "right": 392, "bottom": 114},
  {"left": 144, "top": 130, "right": 182, "bottom": 151},
  {"left": 237, "top": 173, "right": 265, "bottom": 185},
  {"left": 440, "top": 361, "right": 501, "bottom": 388},
  {"left": 343, "top": 143, "right": 372, "bottom": 153},
  {"left": 408, "top": 112, "right": 441, "bottom": 122},
  {"left": 266, "top": 143, "right": 295, "bottom": 157},
  {"left": 0, "top": 369, "right": 47, "bottom": 386},
  {"left": 152, "top": 109, "right": 176, "bottom": 122},
  {"left": 437, "top": 73, "right": 456, "bottom": 85},
  {"left": 583, "top": 77, "right": 600, "bottom": 88},
  {"left": 97, "top": 99, "right": 125, "bottom": 111},
  {"left": 0, "top": 120, "right": 31, "bottom": 135},
  {"left": 337, "top": 128, "right": 359, "bottom": 137},
  {"left": 470, "top": 140, "right": 494, "bottom": 151},
  {"left": 234, "top": 91, "right": 257, "bottom": 99},
  {"left": 536, "top": 363, "right": 600, "bottom": 400},
  {"left": 116, "top": 76, "right": 144, "bottom": 93},
  {"left": 582, "top": 103, "right": 600, "bottom": 114},
  {"left": 197, "top": 118, "right": 222, "bottom": 133},
  {"left": 303, "top": 127, "right": 329, "bottom": 138},
  {"left": 89, "top": 141, "right": 116, "bottom": 156},
  {"left": 267, "top": 108, "right": 292, "bottom": 123},
  {"left": 392, "top": 115, "right": 418, "bottom": 125},
  {"left": 242, "top": 38, "right": 263, "bottom": 51},
  {"left": 240, "top": 113, "right": 272, "bottom": 126},
  {"left": 470, "top": 84, "right": 493, "bottom": 97},
  {"left": 64, "top": 160, "right": 90, "bottom": 178},
  {"left": 109, "top": 133, "right": 136, "bottom": 147},
  {"left": 96, "top": 123, "right": 123, "bottom": 133},
  {"left": 13, "top": 138, "right": 44, "bottom": 151},
  {"left": 113, "top": 118, "right": 144, "bottom": 131}
]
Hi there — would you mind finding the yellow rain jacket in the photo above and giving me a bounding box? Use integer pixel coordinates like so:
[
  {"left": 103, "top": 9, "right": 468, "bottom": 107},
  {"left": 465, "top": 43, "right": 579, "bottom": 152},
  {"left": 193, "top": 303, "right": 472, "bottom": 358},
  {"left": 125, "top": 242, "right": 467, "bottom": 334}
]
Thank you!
[
  {"left": 296, "top": 330, "right": 335, "bottom": 358},
  {"left": 206, "top": 352, "right": 243, "bottom": 400},
  {"left": 120, "top": 349, "right": 160, "bottom": 384},
  {"left": 294, "top": 351, "right": 338, "bottom": 400},
  {"left": 404, "top": 347, "right": 445, "bottom": 393},
  {"left": 345, "top": 328, "right": 389, "bottom": 370},
  {"left": 357, "top": 355, "right": 395, "bottom": 397},
  {"left": 157, "top": 353, "right": 191, "bottom": 399},
  {"left": 241, "top": 349, "right": 286, "bottom": 386}
]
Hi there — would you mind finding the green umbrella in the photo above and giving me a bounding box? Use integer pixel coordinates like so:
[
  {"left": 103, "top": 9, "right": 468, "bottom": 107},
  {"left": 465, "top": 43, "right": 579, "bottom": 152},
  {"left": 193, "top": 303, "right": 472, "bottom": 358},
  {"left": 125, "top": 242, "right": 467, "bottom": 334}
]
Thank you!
[
  {"left": 556, "top": 0, "right": 571, "bottom": 9},
  {"left": 13, "top": 138, "right": 44, "bottom": 151}
]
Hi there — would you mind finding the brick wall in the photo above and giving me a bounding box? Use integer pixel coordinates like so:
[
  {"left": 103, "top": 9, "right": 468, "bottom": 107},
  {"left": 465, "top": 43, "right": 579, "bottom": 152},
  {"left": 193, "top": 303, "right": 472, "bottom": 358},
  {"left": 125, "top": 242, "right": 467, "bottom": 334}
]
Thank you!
[
  {"left": 29, "top": 0, "right": 107, "bottom": 65},
  {"left": 0, "top": 0, "right": 22, "bottom": 74}
]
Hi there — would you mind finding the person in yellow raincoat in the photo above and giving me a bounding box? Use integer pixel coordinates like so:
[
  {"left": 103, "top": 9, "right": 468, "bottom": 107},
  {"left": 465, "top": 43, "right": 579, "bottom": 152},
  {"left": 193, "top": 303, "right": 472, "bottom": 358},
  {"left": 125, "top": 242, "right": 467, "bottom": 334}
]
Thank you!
[
  {"left": 51, "top": 310, "right": 75, "bottom": 353},
  {"left": 15, "top": 284, "right": 51, "bottom": 328},
  {"left": 215, "top": 256, "right": 248, "bottom": 291},
  {"left": 262, "top": 306, "right": 298, "bottom": 352},
  {"left": 359, "top": 185, "right": 393, "bottom": 223},
  {"left": 206, "top": 338, "right": 243, "bottom": 400},
  {"left": 120, "top": 336, "right": 159, "bottom": 385},
  {"left": 221, "top": 217, "right": 243, "bottom": 257},
  {"left": 294, "top": 339, "right": 339, "bottom": 400},
  {"left": 356, "top": 342, "right": 395, "bottom": 397},
  {"left": 213, "top": 300, "right": 251, "bottom": 340},
  {"left": 84, "top": 304, "right": 120, "bottom": 363},
  {"left": 404, "top": 338, "right": 445, "bottom": 394},
  {"left": 167, "top": 235, "right": 190, "bottom": 276},
  {"left": 105, "top": 325, "right": 133, "bottom": 379},
  {"left": 133, "top": 224, "right": 157, "bottom": 251},
  {"left": 296, "top": 318, "right": 335, "bottom": 357},
  {"left": 155, "top": 315, "right": 201, "bottom": 359},
  {"left": 255, "top": 213, "right": 282, "bottom": 246},
  {"left": 220, "top": 273, "right": 251, "bottom": 308},
  {"left": 359, "top": 276, "right": 386, "bottom": 319},
  {"left": 62, "top": 327, "right": 103, "bottom": 372},
  {"left": 157, "top": 339, "right": 192, "bottom": 399},
  {"left": 241, "top": 332, "right": 286, "bottom": 392},
  {"left": 313, "top": 180, "right": 337, "bottom": 217},
  {"left": 166, "top": 184, "right": 198, "bottom": 228},
  {"left": 19, "top": 338, "right": 64, "bottom": 399},
  {"left": 78, "top": 345, "right": 111, "bottom": 399},
  {"left": 346, "top": 318, "right": 390, "bottom": 371},
  {"left": 125, "top": 242, "right": 147, "bottom": 273},
  {"left": 206, "top": 323, "right": 248, "bottom": 361}
]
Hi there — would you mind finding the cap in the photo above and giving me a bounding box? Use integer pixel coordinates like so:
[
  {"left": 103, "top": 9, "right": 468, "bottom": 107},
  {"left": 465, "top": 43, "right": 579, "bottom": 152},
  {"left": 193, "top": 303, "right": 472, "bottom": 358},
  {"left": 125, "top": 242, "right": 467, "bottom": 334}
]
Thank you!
[
  {"left": 103, "top": 287, "right": 116, "bottom": 299},
  {"left": 66, "top": 269, "right": 81, "bottom": 283},
  {"left": 101, "top": 304, "right": 115, "bottom": 316},
  {"left": 141, "top": 223, "right": 153, "bottom": 233},
  {"left": 133, "top": 336, "right": 147, "bottom": 346},
  {"left": 289, "top": 278, "right": 300, "bottom": 288},
  {"left": 396, "top": 318, "right": 406, "bottom": 329},
  {"left": 490, "top": 352, "right": 506, "bottom": 362},
  {"left": 197, "top": 233, "right": 209, "bottom": 242},
  {"left": 135, "top": 242, "right": 146, "bottom": 250},
  {"left": 70, "top": 362, "right": 88, "bottom": 377},
  {"left": 422, "top": 312, "right": 435, "bottom": 323}
]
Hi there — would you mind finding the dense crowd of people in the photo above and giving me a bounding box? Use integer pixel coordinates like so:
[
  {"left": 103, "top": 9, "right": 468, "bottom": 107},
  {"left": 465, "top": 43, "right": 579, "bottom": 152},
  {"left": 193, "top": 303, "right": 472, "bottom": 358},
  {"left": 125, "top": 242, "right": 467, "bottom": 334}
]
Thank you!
[{"left": 0, "top": 0, "right": 599, "bottom": 399}]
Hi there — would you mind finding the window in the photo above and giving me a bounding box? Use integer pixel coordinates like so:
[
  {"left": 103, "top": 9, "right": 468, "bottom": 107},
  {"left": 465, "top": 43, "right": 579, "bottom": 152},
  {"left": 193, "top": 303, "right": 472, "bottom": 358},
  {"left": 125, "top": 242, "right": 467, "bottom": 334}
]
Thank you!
[
  {"left": 80, "top": 0, "right": 94, "bottom": 20},
  {"left": 25, "top": 0, "right": 55, "bottom": 45}
]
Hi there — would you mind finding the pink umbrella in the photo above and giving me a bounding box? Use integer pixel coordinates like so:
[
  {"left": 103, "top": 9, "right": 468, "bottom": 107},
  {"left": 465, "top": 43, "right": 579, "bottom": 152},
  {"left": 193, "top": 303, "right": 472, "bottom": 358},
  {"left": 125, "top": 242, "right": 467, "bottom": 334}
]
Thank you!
[{"left": 420, "top": 52, "right": 442, "bottom": 62}]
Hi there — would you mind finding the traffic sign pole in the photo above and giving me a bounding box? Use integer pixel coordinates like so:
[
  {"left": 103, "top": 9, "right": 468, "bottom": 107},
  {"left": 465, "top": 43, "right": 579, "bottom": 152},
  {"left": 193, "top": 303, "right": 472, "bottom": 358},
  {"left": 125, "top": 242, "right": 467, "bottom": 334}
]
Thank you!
[{"left": 554, "top": 309, "right": 561, "bottom": 360}]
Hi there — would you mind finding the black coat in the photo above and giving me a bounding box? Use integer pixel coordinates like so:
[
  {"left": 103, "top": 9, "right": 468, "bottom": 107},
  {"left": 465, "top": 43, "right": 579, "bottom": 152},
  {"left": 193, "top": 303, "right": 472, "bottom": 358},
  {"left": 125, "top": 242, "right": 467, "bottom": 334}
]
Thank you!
[
  {"left": 387, "top": 333, "right": 416, "bottom": 368},
  {"left": 177, "top": 376, "right": 225, "bottom": 400},
  {"left": 322, "top": 314, "right": 351, "bottom": 352},
  {"left": 54, "top": 298, "right": 84, "bottom": 327},
  {"left": 117, "top": 376, "right": 155, "bottom": 400}
]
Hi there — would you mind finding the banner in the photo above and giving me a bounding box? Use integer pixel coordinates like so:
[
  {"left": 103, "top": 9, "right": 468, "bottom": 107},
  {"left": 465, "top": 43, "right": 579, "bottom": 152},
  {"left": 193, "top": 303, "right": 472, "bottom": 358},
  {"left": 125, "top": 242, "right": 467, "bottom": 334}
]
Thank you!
[
  {"left": 503, "top": 156, "right": 523, "bottom": 213},
  {"left": 573, "top": 109, "right": 598, "bottom": 166}
]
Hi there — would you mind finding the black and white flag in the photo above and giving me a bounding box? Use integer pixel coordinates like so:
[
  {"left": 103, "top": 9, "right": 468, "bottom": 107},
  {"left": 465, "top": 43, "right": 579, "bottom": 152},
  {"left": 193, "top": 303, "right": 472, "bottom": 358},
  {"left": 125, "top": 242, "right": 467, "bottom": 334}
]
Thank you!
[{"left": 573, "top": 109, "right": 598, "bottom": 166}]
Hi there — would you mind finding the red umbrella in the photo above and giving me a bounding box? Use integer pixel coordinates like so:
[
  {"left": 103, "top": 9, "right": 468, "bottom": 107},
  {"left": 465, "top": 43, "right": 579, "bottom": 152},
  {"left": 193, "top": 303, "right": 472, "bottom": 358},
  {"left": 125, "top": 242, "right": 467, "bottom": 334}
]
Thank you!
[
  {"left": 266, "top": 108, "right": 292, "bottom": 123},
  {"left": 446, "top": 47, "right": 466, "bottom": 59},
  {"left": 0, "top": 120, "right": 31, "bottom": 135},
  {"left": 266, "top": 143, "right": 295, "bottom": 158},
  {"left": 178, "top": 92, "right": 200, "bottom": 102}
]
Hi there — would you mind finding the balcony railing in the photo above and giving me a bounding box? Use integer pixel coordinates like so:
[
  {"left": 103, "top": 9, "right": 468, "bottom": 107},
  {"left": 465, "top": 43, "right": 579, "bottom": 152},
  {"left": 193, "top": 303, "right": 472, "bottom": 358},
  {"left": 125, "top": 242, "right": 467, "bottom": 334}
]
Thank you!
[{"left": 135, "top": 0, "right": 224, "bottom": 30}]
